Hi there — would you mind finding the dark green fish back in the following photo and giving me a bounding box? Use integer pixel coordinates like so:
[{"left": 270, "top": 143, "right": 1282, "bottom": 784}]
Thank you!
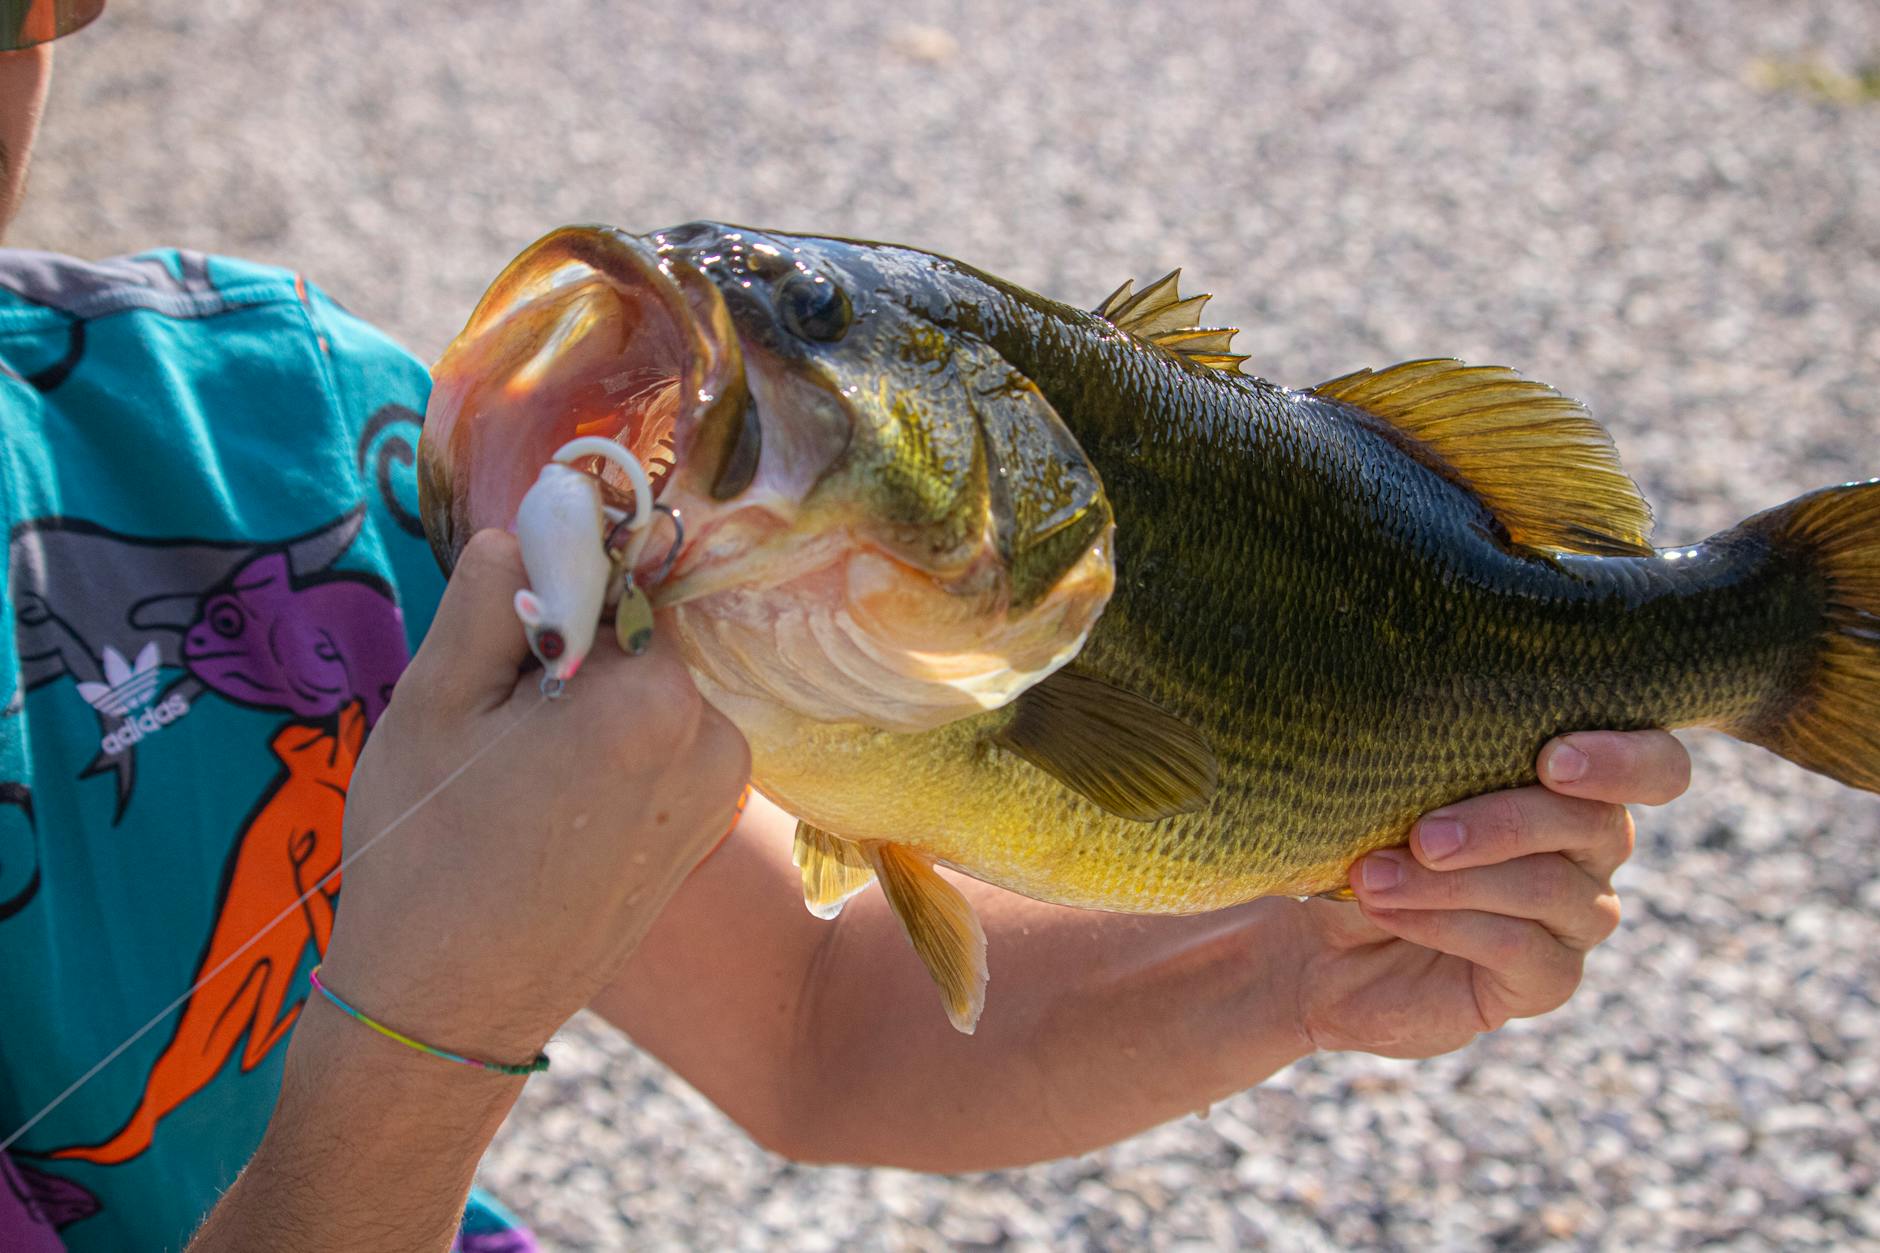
[{"left": 957, "top": 274, "right": 1852, "bottom": 883}]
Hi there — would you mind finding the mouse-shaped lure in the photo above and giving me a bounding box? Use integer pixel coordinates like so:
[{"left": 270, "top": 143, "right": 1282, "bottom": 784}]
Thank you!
[{"left": 513, "top": 436, "right": 660, "bottom": 695}]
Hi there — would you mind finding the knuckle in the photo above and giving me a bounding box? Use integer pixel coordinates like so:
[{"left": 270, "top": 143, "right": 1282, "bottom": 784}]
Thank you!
[
  {"left": 1589, "top": 892, "right": 1623, "bottom": 943},
  {"left": 721, "top": 721, "right": 753, "bottom": 781},
  {"left": 1517, "top": 859, "right": 1564, "bottom": 913},
  {"left": 1612, "top": 807, "right": 1638, "bottom": 860},
  {"left": 1486, "top": 919, "right": 1534, "bottom": 970},
  {"left": 1668, "top": 746, "right": 1694, "bottom": 797},
  {"left": 1480, "top": 791, "right": 1530, "bottom": 854},
  {"left": 460, "top": 527, "right": 522, "bottom": 575},
  {"left": 1428, "top": 864, "right": 1471, "bottom": 909},
  {"left": 1533, "top": 965, "right": 1580, "bottom": 1016}
]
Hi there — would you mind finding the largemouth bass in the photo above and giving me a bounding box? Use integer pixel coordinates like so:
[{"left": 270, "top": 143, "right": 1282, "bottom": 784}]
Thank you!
[{"left": 419, "top": 224, "right": 1880, "bottom": 1032}]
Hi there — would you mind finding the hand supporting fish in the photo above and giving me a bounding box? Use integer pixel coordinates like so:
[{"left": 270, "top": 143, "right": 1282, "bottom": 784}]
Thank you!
[{"left": 422, "top": 222, "right": 1880, "bottom": 1034}]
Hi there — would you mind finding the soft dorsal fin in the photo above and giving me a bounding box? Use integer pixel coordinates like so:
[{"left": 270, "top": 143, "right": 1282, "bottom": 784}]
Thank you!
[
  {"left": 792, "top": 821, "right": 877, "bottom": 920},
  {"left": 866, "top": 843, "right": 989, "bottom": 1034},
  {"left": 994, "top": 668, "right": 1219, "bottom": 821},
  {"left": 1312, "top": 359, "right": 1654, "bottom": 557},
  {"left": 1096, "top": 270, "right": 1247, "bottom": 375}
]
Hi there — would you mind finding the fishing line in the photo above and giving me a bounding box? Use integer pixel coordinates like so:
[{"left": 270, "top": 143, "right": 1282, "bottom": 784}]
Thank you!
[{"left": 1, "top": 690, "right": 551, "bottom": 1155}]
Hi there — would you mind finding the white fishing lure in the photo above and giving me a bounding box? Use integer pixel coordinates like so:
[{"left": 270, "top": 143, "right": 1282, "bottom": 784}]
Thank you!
[{"left": 513, "top": 436, "right": 657, "bottom": 692}]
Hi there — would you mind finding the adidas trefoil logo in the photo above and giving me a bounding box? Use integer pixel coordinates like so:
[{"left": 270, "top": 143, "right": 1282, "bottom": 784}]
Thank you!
[{"left": 79, "top": 644, "right": 191, "bottom": 754}]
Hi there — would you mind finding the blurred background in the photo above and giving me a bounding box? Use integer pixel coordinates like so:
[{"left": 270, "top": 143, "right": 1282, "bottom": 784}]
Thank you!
[{"left": 18, "top": 0, "right": 1880, "bottom": 1246}]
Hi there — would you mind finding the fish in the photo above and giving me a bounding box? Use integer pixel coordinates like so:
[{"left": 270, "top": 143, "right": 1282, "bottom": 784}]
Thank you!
[{"left": 418, "top": 223, "right": 1880, "bottom": 1033}]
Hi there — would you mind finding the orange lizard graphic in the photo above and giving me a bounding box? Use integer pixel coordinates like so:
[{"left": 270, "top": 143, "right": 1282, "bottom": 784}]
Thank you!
[{"left": 54, "top": 703, "right": 366, "bottom": 1165}]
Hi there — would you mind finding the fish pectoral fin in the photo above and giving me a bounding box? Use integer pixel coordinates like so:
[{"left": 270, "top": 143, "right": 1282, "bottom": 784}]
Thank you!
[
  {"left": 992, "top": 668, "right": 1219, "bottom": 821},
  {"left": 1311, "top": 359, "right": 1655, "bottom": 557},
  {"left": 866, "top": 842, "right": 989, "bottom": 1035},
  {"left": 792, "top": 821, "right": 877, "bottom": 920},
  {"left": 1095, "top": 270, "right": 1246, "bottom": 375}
]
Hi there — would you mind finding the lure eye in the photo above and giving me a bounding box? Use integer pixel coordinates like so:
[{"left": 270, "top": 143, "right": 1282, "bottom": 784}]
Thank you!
[
  {"left": 778, "top": 272, "right": 852, "bottom": 343},
  {"left": 535, "top": 629, "right": 565, "bottom": 661}
]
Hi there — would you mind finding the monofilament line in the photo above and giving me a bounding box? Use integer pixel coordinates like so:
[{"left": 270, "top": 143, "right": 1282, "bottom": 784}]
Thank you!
[{"left": 1, "top": 691, "right": 551, "bottom": 1154}]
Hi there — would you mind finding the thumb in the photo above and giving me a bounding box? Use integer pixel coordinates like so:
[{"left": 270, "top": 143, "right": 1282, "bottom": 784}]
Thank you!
[{"left": 405, "top": 528, "right": 535, "bottom": 712}]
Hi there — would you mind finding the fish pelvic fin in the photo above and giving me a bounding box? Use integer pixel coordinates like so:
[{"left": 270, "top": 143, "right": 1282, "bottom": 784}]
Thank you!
[
  {"left": 1733, "top": 480, "right": 1880, "bottom": 794},
  {"left": 1095, "top": 270, "right": 1247, "bottom": 375},
  {"left": 993, "top": 668, "right": 1219, "bottom": 821},
  {"left": 792, "top": 821, "right": 877, "bottom": 920},
  {"left": 865, "top": 842, "right": 988, "bottom": 1035},
  {"left": 1312, "top": 360, "right": 1654, "bottom": 558}
]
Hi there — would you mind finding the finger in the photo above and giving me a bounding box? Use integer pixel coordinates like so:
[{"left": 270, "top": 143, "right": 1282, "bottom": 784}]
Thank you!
[
  {"left": 575, "top": 609, "right": 701, "bottom": 708},
  {"left": 1352, "top": 849, "right": 1623, "bottom": 951},
  {"left": 1537, "top": 729, "right": 1691, "bottom": 806},
  {"left": 403, "top": 529, "right": 534, "bottom": 712},
  {"left": 1358, "top": 904, "right": 1583, "bottom": 1023},
  {"left": 1407, "top": 785, "right": 1636, "bottom": 881}
]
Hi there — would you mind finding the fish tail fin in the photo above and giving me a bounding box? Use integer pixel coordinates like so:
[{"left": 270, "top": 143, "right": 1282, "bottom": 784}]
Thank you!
[{"left": 1733, "top": 480, "right": 1880, "bottom": 793}]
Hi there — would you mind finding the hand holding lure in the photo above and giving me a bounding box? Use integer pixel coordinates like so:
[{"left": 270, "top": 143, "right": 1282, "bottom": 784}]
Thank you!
[{"left": 512, "top": 436, "right": 679, "bottom": 696}]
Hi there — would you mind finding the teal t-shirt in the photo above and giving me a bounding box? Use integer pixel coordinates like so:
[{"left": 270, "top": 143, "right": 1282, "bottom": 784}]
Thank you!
[{"left": 0, "top": 250, "right": 531, "bottom": 1251}]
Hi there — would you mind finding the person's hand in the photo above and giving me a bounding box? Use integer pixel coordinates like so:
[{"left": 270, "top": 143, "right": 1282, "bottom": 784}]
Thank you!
[
  {"left": 317, "top": 529, "right": 750, "bottom": 1064},
  {"left": 1293, "top": 730, "right": 1690, "bottom": 1057}
]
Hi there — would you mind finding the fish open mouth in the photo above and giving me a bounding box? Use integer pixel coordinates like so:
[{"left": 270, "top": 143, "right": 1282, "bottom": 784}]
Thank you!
[
  {"left": 421, "top": 222, "right": 1115, "bottom": 733},
  {"left": 417, "top": 225, "right": 753, "bottom": 576}
]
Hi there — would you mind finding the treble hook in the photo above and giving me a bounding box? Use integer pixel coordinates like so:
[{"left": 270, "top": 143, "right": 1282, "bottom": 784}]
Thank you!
[{"left": 606, "top": 503, "right": 684, "bottom": 587}]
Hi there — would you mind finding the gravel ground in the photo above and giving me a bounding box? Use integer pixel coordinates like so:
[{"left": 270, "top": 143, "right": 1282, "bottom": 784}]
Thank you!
[{"left": 18, "top": 0, "right": 1880, "bottom": 1248}]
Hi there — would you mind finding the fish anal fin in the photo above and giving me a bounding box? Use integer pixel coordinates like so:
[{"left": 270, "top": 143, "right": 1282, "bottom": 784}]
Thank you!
[
  {"left": 1095, "top": 268, "right": 1244, "bottom": 376},
  {"left": 1312, "top": 359, "right": 1654, "bottom": 557},
  {"left": 791, "top": 821, "right": 876, "bottom": 920},
  {"left": 993, "top": 668, "right": 1219, "bottom": 821},
  {"left": 867, "top": 843, "right": 988, "bottom": 1034}
]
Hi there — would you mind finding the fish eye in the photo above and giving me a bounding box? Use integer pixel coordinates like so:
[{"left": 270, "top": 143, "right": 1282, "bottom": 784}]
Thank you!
[{"left": 777, "top": 272, "right": 852, "bottom": 343}]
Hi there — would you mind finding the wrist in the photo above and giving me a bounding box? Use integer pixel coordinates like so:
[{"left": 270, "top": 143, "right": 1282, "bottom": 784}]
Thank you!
[
  {"left": 288, "top": 989, "right": 528, "bottom": 1106},
  {"left": 189, "top": 998, "right": 525, "bottom": 1252},
  {"left": 313, "top": 943, "right": 563, "bottom": 1066},
  {"left": 1269, "top": 898, "right": 1330, "bottom": 1060},
  {"left": 270, "top": 995, "right": 527, "bottom": 1164},
  {"left": 307, "top": 965, "right": 550, "bottom": 1077}
]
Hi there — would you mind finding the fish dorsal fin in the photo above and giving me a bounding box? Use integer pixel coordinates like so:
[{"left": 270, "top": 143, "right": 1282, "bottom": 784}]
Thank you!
[
  {"left": 1096, "top": 270, "right": 1247, "bottom": 375},
  {"left": 866, "top": 843, "right": 989, "bottom": 1034},
  {"left": 994, "top": 668, "right": 1219, "bottom": 821},
  {"left": 1312, "top": 359, "right": 1654, "bottom": 557},
  {"left": 792, "top": 821, "right": 877, "bottom": 920}
]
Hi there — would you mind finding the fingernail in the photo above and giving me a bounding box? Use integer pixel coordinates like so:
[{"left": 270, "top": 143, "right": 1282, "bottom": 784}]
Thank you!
[
  {"left": 1418, "top": 817, "right": 1465, "bottom": 861},
  {"left": 1361, "top": 852, "right": 1404, "bottom": 892},
  {"left": 1545, "top": 742, "right": 1588, "bottom": 783}
]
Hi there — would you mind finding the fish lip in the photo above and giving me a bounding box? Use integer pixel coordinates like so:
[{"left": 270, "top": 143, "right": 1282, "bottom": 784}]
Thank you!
[{"left": 418, "top": 225, "right": 747, "bottom": 572}]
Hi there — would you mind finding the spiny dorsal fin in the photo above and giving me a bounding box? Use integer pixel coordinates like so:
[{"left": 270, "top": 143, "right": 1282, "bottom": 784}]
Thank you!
[
  {"left": 792, "top": 821, "right": 877, "bottom": 920},
  {"left": 993, "top": 668, "right": 1219, "bottom": 821},
  {"left": 1312, "top": 359, "right": 1654, "bottom": 557},
  {"left": 1096, "top": 269, "right": 1247, "bottom": 375},
  {"left": 866, "top": 843, "right": 989, "bottom": 1034}
]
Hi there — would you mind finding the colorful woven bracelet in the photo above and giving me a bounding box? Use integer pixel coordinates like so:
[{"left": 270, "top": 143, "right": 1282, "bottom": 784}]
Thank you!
[{"left": 307, "top": 966, "right": 549, "bottom": 1078}]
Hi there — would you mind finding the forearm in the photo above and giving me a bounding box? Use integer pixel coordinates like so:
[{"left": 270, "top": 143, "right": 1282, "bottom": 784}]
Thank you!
[
  {"left": 188, "top": 997, "right": 524, "bottom": 1252},
  {"left": 779, "top": 885, "right": 1317, "bottom": 1171},
  {"left": 601, "top": 799, "right": 1319, "bottom": 1173}
]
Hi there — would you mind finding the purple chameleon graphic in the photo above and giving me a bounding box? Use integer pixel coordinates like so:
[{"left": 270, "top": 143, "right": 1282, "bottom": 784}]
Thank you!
[{"left": 183, "top": 549, "right": 407, "bottom": 725}]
